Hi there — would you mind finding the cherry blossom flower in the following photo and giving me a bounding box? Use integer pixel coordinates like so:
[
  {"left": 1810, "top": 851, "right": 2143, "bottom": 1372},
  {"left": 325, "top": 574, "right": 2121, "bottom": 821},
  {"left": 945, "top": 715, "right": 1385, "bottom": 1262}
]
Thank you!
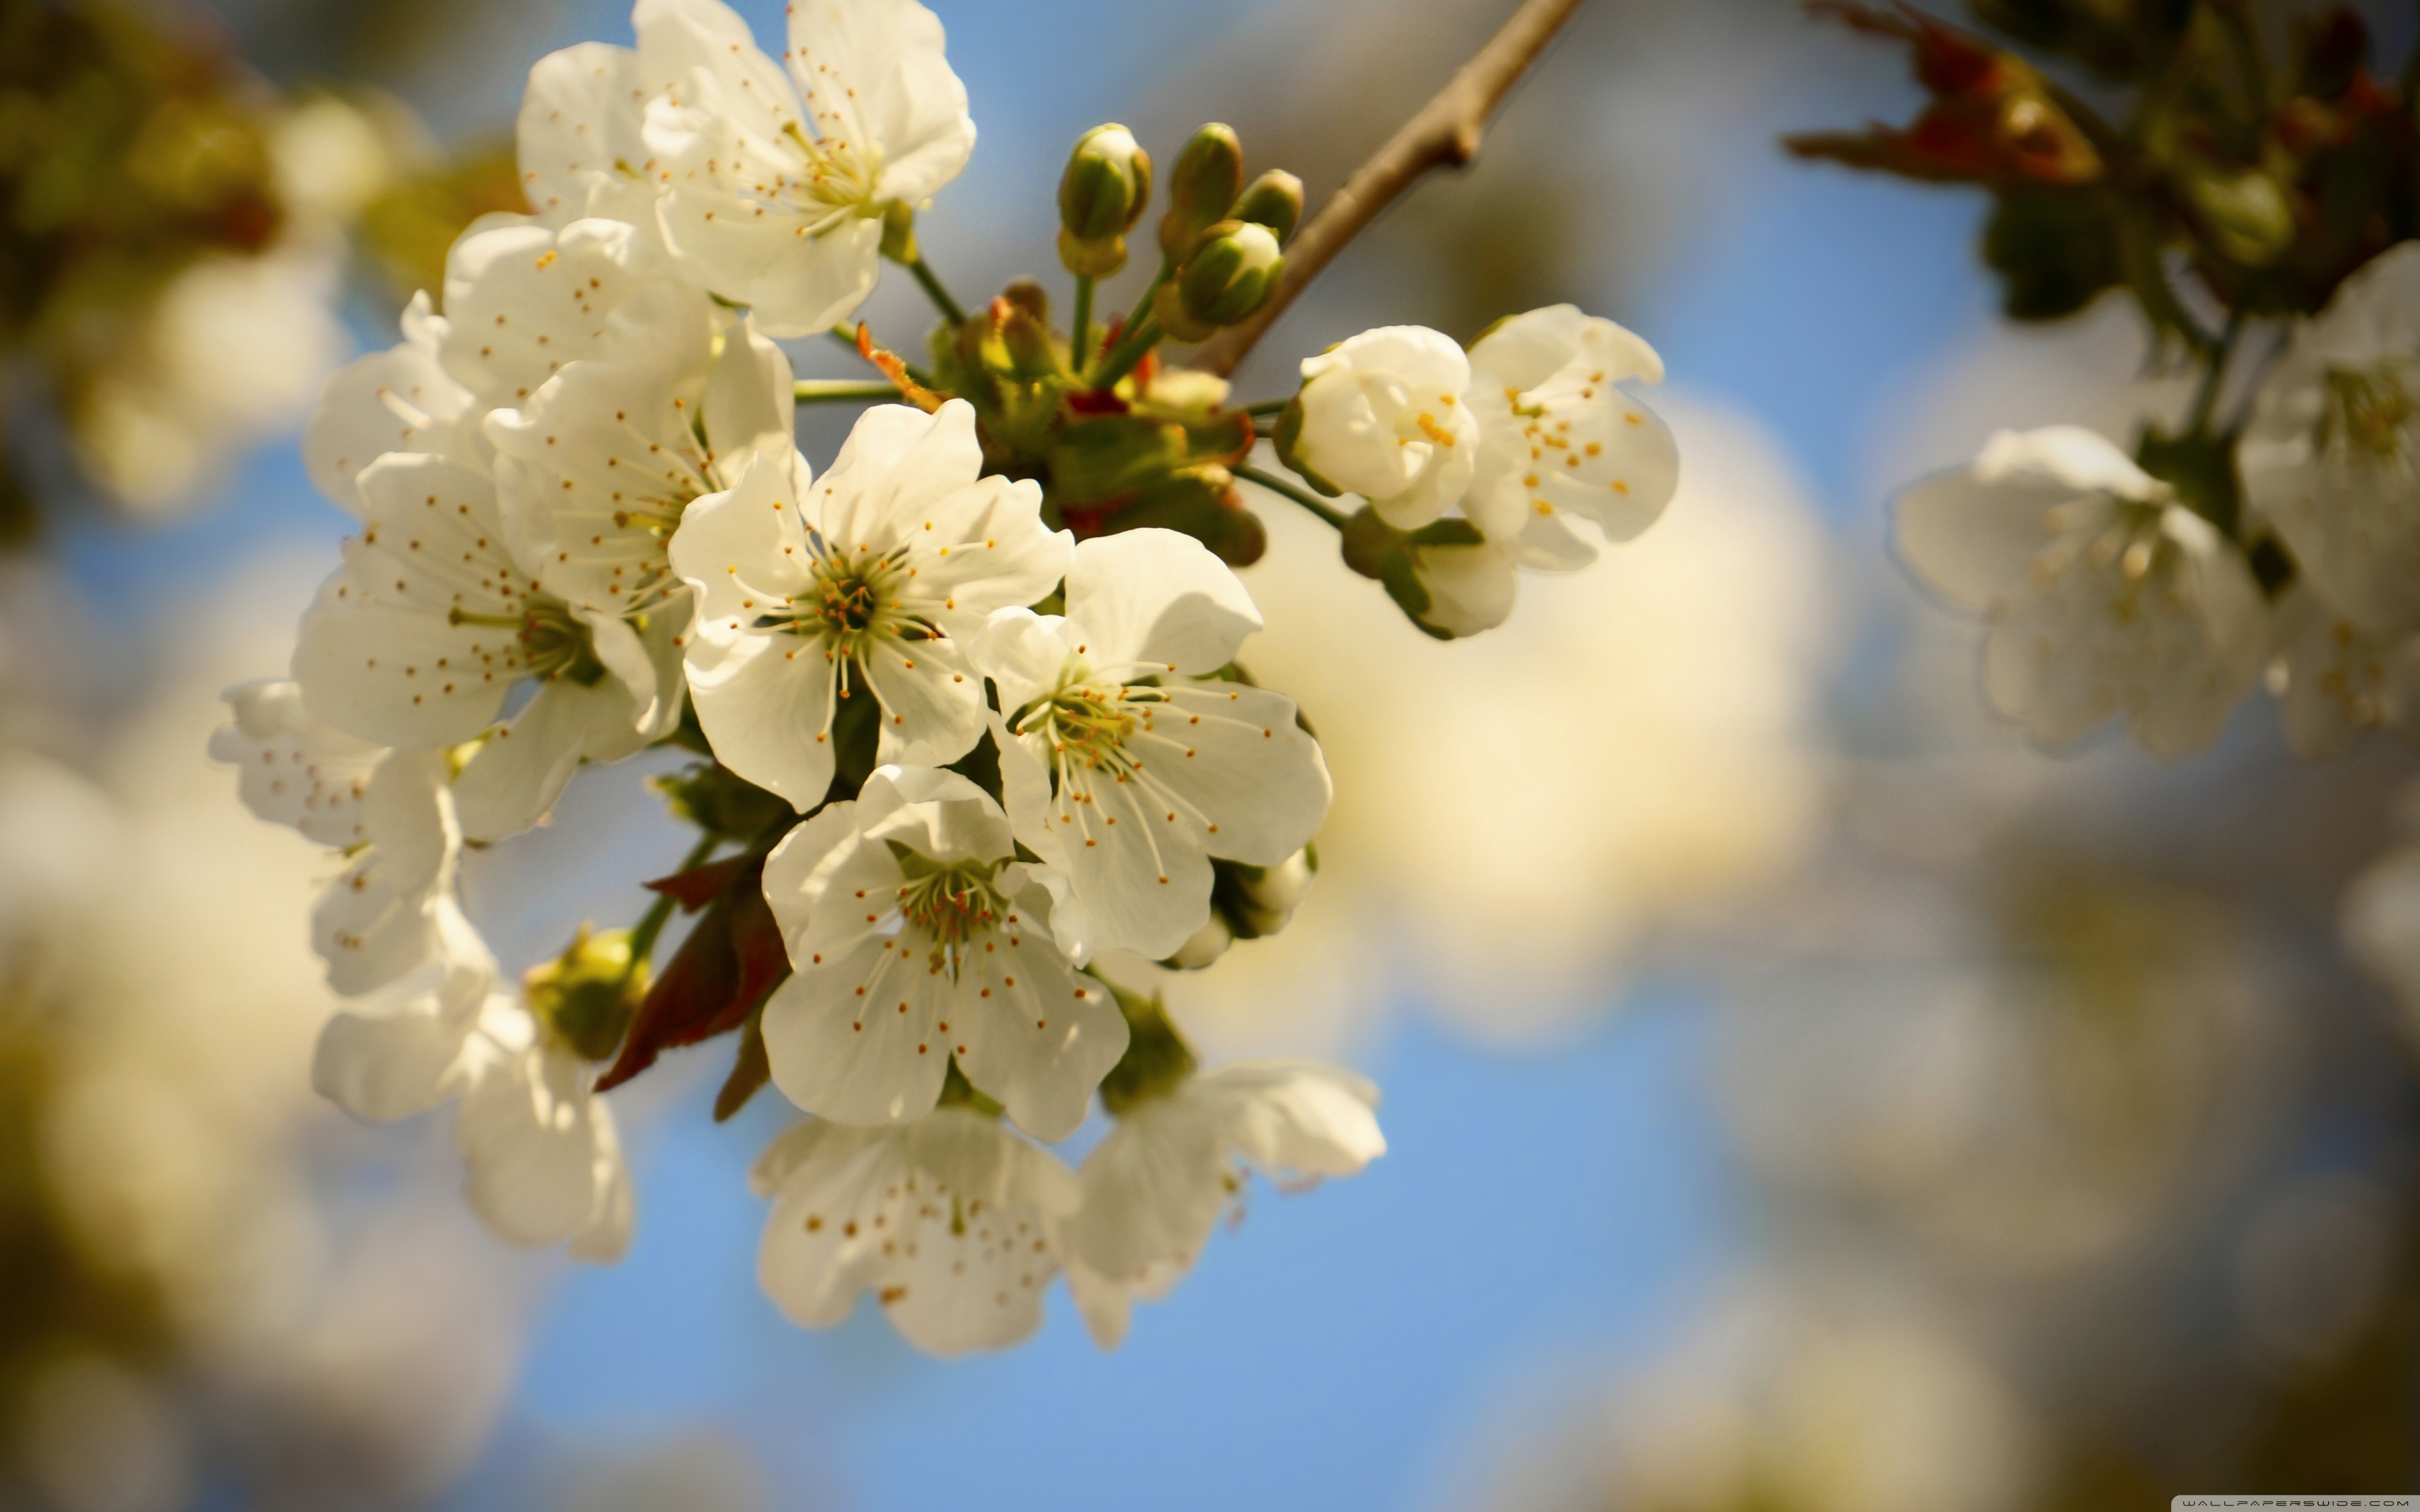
[
  {"left": 670, "top": 400, "right": 1068, "bottom": 810},
  {"left": 976, "top": 530, "right": 1332, "bottom": 959},
  {"left": 303, "top": 292, "right": 476, "bottom": 517},
  {"left": 758, "top": 765, "right": 1126, "bottom": 1142},
  {"left": 315, "top": 959, "right": 635, "bottom": 1261},
  {"left": 752, "top": 1106, "right": 1076, "bottom": 1355},
  {"left": 486, "top": 279, "right": 794, "bottom": 652},
  {"left": 290, "top": 450, "right": 683, "bottom": 840},
  {"left": 439, "top": 215, "right": 683, "bottom": 420},
  {"left": 1894, "top": 425, "right": 2266, "bottom": 757},
  {"left": 1463, "top": 304, "right": 1680, "bottom": 569},
  {"left": 1059, "top": 1062, "right": 1383, "bottom": 1348},
  {"left": 2242, "top": 241, "right": 2420, "bottom": 631},
  {"left": 638, "top": 0, "right": 976, "bottom": 334},
  {"left": 2266, "top": 586, "right": 2420, "bottom": 758},
  {"left": 1284, "top": 326, "right": 1479, "bottom": 529},
  {"left": 210, "top": 681, "right": 475, "bottom": 997}
]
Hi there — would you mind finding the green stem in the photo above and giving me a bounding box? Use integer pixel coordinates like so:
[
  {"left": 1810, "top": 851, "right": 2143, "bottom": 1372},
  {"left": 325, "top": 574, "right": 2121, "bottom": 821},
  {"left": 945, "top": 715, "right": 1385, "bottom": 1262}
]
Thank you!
[
  {"left": 1086, "top": 259, "right": 1173, "bottom": 387},
  {"left": 1235, "top": 463, "right": 1349, "bottom": 530},
  {"left": 794, "top": 380, "right": 904, "bottom": 404},
  {"left": 1241, "top": 398, "right": 1291, "bottom": 418},
  {"left": 897, "top": 250, "right": 969, "bottom": 327},
  {"left": 2215, "top": 0, "right": 2270, "bottom": 113},
  {"left": 625, "top": 832, "right": 721, "bottom": 978},
  {"left": 2186, "top": 308, "right": 2246, "bottom": 438},
  {"left": 1071, "top": 275, "right": 1095, "bottom": 369}
]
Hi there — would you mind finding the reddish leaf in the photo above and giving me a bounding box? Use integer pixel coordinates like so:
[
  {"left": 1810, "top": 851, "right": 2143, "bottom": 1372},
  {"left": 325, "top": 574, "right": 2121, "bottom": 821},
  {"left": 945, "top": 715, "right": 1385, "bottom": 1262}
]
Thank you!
[
  {"left": 645, "top": 853, "right": 752, "bottom": 913},
  {"left": 713, "top": 1012, "right": 771, "bottom": 1123},
  {"left": 596, "top": 854, "right": 794, "bottom": 1092},
  {"left": 1794, "top": 1, "right": 2102, "bottom": 186}
]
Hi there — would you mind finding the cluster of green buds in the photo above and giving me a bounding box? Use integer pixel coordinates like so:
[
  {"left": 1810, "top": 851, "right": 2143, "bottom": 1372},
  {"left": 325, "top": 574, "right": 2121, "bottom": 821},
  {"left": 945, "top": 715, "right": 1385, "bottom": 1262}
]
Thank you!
[{"left": 896, "top": 120, "right": 1311, "bottom": 568}]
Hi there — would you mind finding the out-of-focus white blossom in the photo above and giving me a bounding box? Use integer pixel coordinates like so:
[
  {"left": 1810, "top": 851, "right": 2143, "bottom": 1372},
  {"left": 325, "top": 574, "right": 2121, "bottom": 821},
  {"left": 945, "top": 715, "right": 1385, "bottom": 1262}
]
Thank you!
[
  {"left": 2266, "top": 585, "right": 2420, "bottom": 758},
  {"left": 1489, "top": 1289, "right": 2039, "bottom": 1512},
  {"left": 1150, "top": 398, "right": 1829, "bottom": 1051},
  {"left": 1894, "top": 425, "right": 2266, "bottom": 758},
  {"left": 2242, "top": 241, "right": 2420, "bottom": 632},
  {"left": 1059, "top": 1062, "right": 1381, "bottom": 1348},
  {"left": 752, "top": 1107, "right": 1076, "bottom": 1356},
  {"left": 316, "top": 974, "right": 635, "bottom": 1260},
  {"left": 74, "top": 239, "right": 347, "bottom": 514}
]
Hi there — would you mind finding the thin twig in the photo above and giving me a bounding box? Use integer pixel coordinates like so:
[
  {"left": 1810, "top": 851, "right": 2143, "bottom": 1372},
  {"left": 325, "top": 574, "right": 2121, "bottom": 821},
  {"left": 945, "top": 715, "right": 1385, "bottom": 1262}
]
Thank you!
[
  {"left": 1190, "top": 0, "right": 1588, "bottom": 378},
  {"left": 1235, "top": 463, "right": 1350, "bottom": 530}
]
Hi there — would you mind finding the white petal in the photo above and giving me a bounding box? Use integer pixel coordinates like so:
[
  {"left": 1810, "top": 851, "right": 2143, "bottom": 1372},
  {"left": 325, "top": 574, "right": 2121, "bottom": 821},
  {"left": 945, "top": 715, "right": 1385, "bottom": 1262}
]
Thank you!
[
  {"left": 517, "top": 42, "right": 659, "bottom": 229},
  {"left": 441, "top": 217, "right": 669, "bottom": 415},
  {"left": 971, "top": 609, "right": 1078, "bottom": 720},
  {"left": 787, "top": 0, "right": 974, "bottom": 206},
  {"left": 457, "top": 1012, "right": 627, "bottom": 1249},
  {"left": 211, "top": 678, "right": 385, "bottom": 847},
  {"left": 947, "top": 876, "right": 1126, "bottom": 1140},
  {"left": 1063, "top": 529, "right": 1262, "bottom": 675},
  {"left": 311, "top": 988, "right": 476, "bottom": 1121},
  {"left": 304, "top": 294, "right": 474, "bottom": 515},
  {"left": 1134, "top": 682, "right": 1332, "bottom": 866},
  {"left": 292, "top": 453, "right": 530, "bottom": 749},
  {"left": 1197, "top": 1060, "right": 1386, "bottom": 1178}
]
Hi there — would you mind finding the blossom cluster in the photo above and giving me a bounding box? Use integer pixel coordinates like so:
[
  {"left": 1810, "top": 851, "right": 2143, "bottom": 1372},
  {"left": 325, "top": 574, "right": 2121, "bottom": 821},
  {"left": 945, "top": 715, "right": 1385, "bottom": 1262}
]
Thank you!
[
  {"left": 1894, "top": 243, "right": 2420, "bottom": 762},
  {"left": 211, "top": 0, "right": 1677, "bottom": 1352}
]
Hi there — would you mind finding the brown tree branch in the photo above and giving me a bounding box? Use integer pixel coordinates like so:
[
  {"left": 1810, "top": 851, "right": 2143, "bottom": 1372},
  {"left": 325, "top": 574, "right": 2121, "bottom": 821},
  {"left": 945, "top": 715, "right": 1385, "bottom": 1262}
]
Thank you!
[{"left": 1189, "top": 0, "right": 1589, "bottom": 379}]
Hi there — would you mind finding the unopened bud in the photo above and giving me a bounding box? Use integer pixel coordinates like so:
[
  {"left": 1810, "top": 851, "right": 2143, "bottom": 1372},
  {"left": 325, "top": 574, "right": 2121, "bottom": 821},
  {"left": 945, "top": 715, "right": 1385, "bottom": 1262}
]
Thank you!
[
  {"left": 1230, "top": 169, "right": 1303, "bottom": 244},
  {"left": 879, "top": 200, "right": 918, "bottom": 262},
  {"left": 2184, "top": 165, "right": 2295, "bottom": 267},
  {"left": 1158, "top": 123, "right": 1243, "bottom": 265},
  {"left": 1059, "top": 124, "right": 1151, "bottom": 278},
  {"left": 1156, "top": 219, "right": 1281, "bottom": 341},
  {"left": 523, "top": 924, "right": 645, "bottom": 1063},
  {"left": 997, "top": 299, "right": 1060, "bottom": 379}
]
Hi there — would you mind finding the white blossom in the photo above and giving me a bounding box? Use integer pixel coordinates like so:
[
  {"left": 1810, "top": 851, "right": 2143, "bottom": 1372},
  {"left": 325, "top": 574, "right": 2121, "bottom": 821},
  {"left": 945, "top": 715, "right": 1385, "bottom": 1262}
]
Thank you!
[
  {"left": 210, "top": 681, "right": 474, "bottom": 997},
  {"left": 751, "top": 1106, "right": 1075, "bottom": 1355},
  {"left": 758, "top": 765, "right": 1126, "bottom": 1141},
  {"left": 486, "top": 278, "right": 793, "bottom": 640},
  {"left": 1059, "top": 1062, "right": 1384, "bottom": 1348},
  {"left": 517, "top": 41, "right": 666, "bottom": 234},
  {"left": 439, "top": 215, "right": 682, "bottom": 420},
  {"left": 637, "top": 0, "right": 976, "bottom": 335},
  {"left": 304, "top": 292, "right": 476, "bottom": 516},
  {"left": 1463, "top": 304, "right": 1680, "bottom": 569},
  {"left": 2267, "top": 585, "right": 2420, "bottom": 758},
  {"left": 671, "top": 399, "right": 1069, "bottom": 810},
  {"left": 976, "top": 530, "right": 1332, "bottom": 959},
  {"left": 1287, "top": 326, "right": 1479, "bottom": 529},
  {"left": 315, "top": 963, "right": 634, "bottom": 1261},
  {"left": 290, "top": 449, "right": 683, "bottom": 840},
  {"left": 1894, "top": 425, "right": 2266, "bottom": 757},
  {"left": 2242, "top": 241, "right": 2420, "bottom": 631}
]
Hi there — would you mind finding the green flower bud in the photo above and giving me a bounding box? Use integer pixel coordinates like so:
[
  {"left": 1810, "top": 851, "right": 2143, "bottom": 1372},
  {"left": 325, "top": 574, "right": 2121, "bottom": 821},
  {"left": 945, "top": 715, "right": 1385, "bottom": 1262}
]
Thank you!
[
  {"left": 2182, "top": 164, "right": 2295, "bottom": 268},
  {"left": 1058, "top": 124, "right": 1151, "bottom": 278},
  {"left": 1059, "top": 124, "right": 1152, "bottom": 239},
  {"left": 997, "top": 299, "right": 1059, "bottom": 379},
  {"left": 1230, "top": 168, "right": 1304, "bottom": 244},
  {"left": 1158, "top": 123, "right": 1244, "bottom": 265},
  {"left": 524, "top": 924, "right": 646, "bottom": 1063},
  {"left": 879, "top": 199, "right": 918, "bottom": 262},
  {"left": 1158, "top": 219, "right": 1282, "bottom": 341}
]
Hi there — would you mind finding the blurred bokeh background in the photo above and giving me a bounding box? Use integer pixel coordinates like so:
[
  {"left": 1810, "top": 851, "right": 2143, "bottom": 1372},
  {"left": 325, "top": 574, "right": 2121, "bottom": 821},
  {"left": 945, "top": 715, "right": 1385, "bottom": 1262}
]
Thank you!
[{"left": 4, "top": 0, "right": 2419, "bottom": 1506}]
